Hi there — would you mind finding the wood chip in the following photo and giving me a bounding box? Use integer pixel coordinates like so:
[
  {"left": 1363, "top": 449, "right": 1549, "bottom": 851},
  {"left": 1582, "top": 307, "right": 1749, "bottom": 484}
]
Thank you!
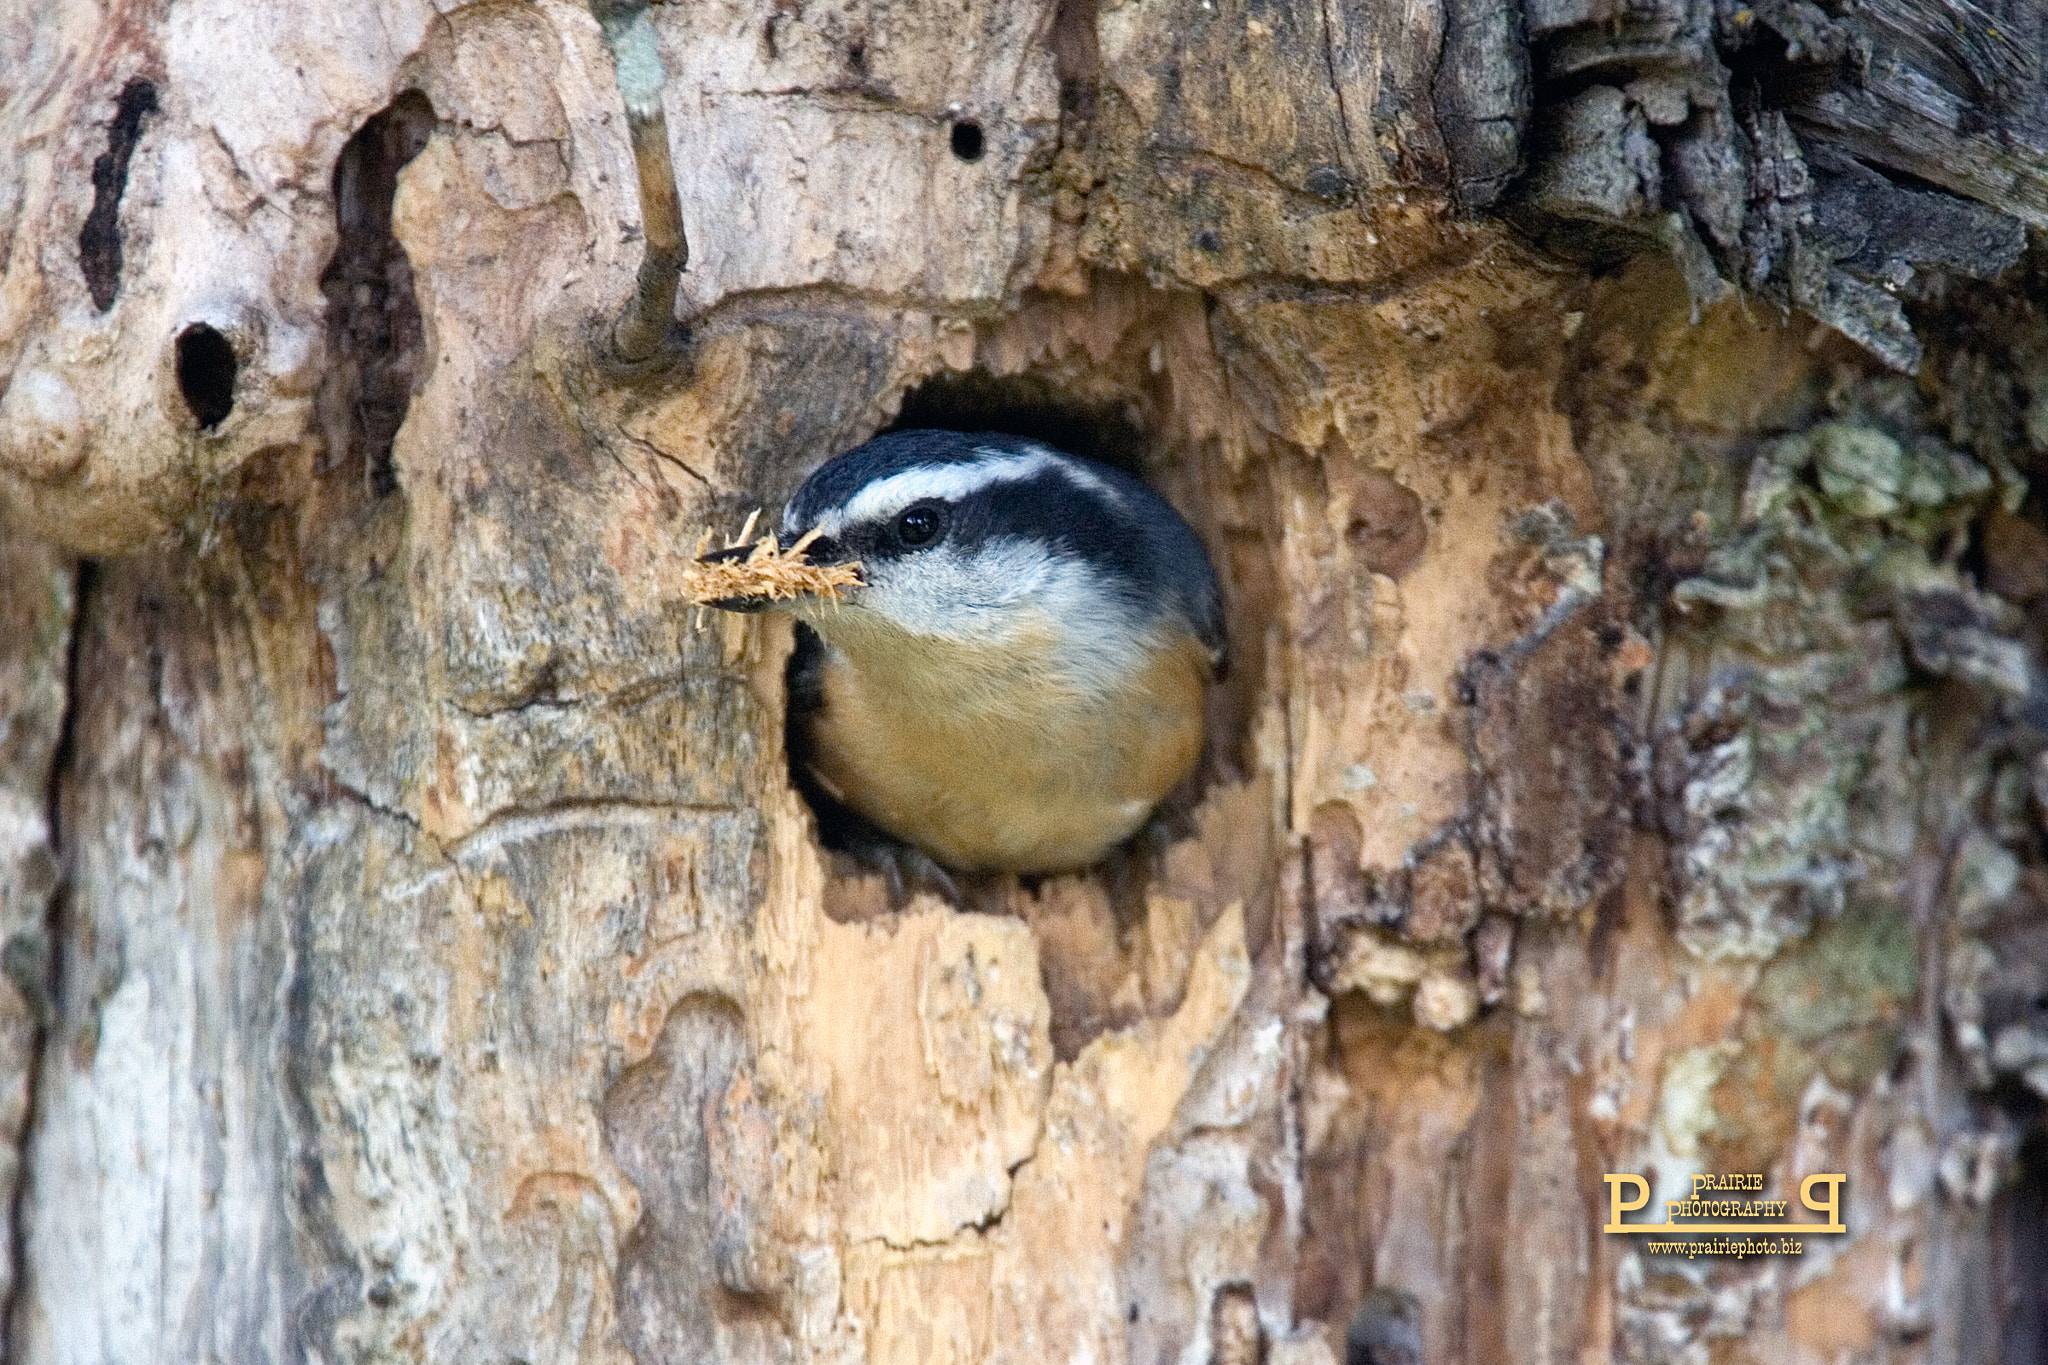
[{"left": 681, "top": 520, "right": 863, "bottom": 606}]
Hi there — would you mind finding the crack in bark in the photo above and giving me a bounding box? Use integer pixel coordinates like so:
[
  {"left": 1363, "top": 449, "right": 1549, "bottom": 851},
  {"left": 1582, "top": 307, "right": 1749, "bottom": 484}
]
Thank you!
[
  {"left": 445, "top": 690, "right": 583, "bottom": 720},
  {"left": 1, "top": 560, "right": 92, "bottom": 1353},
  {"left": 1317, "top": 0, "right": 1361, "bottom": 185},
  {"left": 276, "top": 863, "right": 365, "bottom": 1363},
  {"left": 1211, "top": 238, "right": 1504, "bottom": 308},
  {"left": 78, "top": 80, "right": 158, "bottom": 312},
  {"left": 38, "top": 562, "right": 91, "bottom": 875},
  {"left": 616, "top": 426, "right": 712, "bottom": 487},
  {"left": 326, "top": 776, "right": 428, "bottom": 835},
  {"left": 443, "top": 667, "right": 718, "bottom": 718},
  {"left": 1142, "top": 144, "right": 1347, "bottom": 205}
]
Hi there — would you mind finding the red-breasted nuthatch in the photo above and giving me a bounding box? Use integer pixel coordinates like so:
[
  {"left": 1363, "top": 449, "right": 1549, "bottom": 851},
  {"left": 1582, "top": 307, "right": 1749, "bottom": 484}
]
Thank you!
[{"left": 703, "top": 429, "right": 1225, "bottom": 877}]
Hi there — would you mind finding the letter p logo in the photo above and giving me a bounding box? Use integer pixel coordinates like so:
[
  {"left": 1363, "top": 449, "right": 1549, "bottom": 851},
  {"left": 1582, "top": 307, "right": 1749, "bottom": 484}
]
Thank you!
[
  {"left": 1800, "top": 1173, "right": 1847, "bottom": 1230},
  {"left": 1603, "top": 1174, "right": 1650, "bottom": 1232}
]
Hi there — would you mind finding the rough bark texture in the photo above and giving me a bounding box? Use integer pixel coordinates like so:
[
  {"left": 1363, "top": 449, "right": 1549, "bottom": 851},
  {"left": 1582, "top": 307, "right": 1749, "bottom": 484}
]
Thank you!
[{"left": 2, "top": 1, "right": 2047, "bottom": 1363}]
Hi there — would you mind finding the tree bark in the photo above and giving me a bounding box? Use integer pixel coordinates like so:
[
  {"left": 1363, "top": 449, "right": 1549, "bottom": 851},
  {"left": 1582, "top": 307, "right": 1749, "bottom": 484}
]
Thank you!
[{"left": 2, "top": 1, "right": 2045, "bottom": 1362}]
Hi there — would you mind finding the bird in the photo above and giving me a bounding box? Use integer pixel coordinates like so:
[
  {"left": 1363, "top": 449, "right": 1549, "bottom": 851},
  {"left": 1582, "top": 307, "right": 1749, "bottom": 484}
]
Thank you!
[
  {"left": 699, "top": 428, "right": 1225, "bottom": 883},
  {"left": 1344, "top": 1288, "right": 1423, "bottom": 1365}
]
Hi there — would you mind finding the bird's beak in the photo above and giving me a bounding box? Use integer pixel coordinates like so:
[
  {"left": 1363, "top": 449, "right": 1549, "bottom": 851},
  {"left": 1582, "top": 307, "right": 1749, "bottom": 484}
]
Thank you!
[
  {"left": 692, "top": 531, "right": 860, "bottom": 613},
  {"left": 790, "top": 532, "right": 854, "bottom": 567},
  {"left": 693, "top": 541, "right": 773, "bottom": 613}
]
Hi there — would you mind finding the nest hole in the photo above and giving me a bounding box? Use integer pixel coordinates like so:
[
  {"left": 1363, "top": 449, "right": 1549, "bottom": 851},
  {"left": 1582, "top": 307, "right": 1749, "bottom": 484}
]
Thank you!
[
  {"left": 949, "top": 120, "right": 985, "bottom": 162},
  {"left": 802, "top": 353, "right": 1274, "bottom": 1061}
]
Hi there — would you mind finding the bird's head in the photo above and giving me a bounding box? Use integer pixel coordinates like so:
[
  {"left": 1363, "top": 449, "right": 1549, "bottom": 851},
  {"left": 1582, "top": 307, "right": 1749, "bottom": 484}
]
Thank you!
[{"left": 702, "top": 430, "right": 1225, "bottom": 692}]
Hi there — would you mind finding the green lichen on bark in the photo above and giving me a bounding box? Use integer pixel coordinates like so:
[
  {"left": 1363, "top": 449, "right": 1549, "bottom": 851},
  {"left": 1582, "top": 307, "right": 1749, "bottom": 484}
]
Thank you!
[{"left": 1656, "top": 379, "right": 2031, "bottom": 962}]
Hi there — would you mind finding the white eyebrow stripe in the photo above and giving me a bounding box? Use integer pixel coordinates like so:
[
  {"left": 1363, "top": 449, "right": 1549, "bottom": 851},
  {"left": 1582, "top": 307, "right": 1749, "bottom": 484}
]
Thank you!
[
  {"left": 792, "top": 445, "right": 1126, "bottom": 536},
  {"left": 821, "top": 452, "right": 1055, "bottom": 533}
]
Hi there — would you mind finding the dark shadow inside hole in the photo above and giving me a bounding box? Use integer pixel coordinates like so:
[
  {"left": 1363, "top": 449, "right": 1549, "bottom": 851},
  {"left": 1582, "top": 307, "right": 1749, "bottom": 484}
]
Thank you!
[
  {"left": 949, "top": 120, "right": 985, "bottom": 162},
  {"left": 1991, "top": 1121, "right": 2048, "bottom": 1362},
  {"left": 317, "top": 89, "right": 435, "bottom": 497},
  {"left": 175, "top": 324, "right": 237, "bottom": 429},
  {"left": 883, "top": 369, "right": 1147, "bottom": 472}
]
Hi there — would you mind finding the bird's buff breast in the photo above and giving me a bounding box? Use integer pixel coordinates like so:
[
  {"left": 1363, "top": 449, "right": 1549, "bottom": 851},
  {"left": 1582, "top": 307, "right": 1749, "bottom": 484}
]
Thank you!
[{"left": 800, "top": 624, "right": 1208, "bottom": 874}]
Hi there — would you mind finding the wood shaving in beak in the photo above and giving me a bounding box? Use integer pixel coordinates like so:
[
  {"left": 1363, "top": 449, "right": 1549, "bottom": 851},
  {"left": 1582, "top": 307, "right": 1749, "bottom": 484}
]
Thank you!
[{"left": 682, "top": 518, "right": 864, "bottom": 606}]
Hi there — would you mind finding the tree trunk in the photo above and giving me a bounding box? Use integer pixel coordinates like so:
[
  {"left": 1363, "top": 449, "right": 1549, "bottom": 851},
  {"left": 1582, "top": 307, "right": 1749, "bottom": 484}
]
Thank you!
[{"left": 2, "top": 1, "right": 2045, "bottom": 1362}]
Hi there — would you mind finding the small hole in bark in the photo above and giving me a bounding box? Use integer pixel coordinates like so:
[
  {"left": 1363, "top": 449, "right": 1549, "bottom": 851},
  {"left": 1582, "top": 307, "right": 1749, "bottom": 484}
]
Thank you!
[
  {"left": 175, "top": 324, "right": 237, "bottom": 428},
  {"left": 950, "top": 121, "right": 985, "bottom": 161}
]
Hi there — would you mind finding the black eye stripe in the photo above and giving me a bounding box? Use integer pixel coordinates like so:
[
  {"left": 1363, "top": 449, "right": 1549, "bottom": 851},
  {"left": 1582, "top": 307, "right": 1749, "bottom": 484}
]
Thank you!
[{"left": 784, "top": 430, "right": 1224, "bottom": 658}]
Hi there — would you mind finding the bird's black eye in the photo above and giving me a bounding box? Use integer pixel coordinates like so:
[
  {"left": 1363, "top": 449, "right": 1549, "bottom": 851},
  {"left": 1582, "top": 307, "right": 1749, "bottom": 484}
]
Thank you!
[{"left": 894, "top": 503, "right": 945, "bottom": 547}]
